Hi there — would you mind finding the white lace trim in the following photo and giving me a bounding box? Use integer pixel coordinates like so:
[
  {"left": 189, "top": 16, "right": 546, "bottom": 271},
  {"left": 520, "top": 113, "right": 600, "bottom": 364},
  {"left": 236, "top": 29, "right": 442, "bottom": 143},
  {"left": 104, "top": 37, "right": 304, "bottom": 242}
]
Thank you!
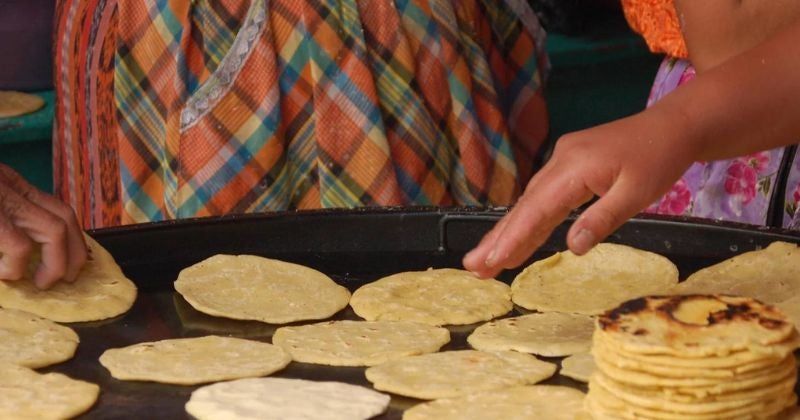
[{"left": 180, "top": 0, "right": 268, "bottom": 132}]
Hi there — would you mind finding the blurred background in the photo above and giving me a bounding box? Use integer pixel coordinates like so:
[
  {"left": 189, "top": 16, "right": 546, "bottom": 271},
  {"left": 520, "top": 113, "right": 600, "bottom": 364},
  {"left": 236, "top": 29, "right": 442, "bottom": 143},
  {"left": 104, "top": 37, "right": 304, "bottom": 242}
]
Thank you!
[{"left": 0, "top": 0, "right": 661, "bottom": 193}]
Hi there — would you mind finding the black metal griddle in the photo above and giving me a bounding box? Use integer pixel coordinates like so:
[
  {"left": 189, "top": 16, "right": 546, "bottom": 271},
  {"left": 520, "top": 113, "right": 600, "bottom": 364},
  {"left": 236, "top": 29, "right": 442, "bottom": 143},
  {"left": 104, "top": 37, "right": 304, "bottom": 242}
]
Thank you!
[{"left": 40, "top": 207, "right": 800, "bottom": 419}]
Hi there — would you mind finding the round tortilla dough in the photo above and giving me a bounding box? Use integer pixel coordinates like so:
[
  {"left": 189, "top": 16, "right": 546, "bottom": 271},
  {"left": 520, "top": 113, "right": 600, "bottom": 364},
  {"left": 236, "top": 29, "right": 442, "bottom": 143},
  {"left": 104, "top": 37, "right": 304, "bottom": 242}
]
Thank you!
[
  {"left": 0, "top": 234, "right": 138, "bottom": 322},
  {"left": 403, "top": 385, "right": 586, "bottom": 420},
  {"left": 186, "top": 378, "right": 390, "bottom": 420},
  {"left": 99, "top": 335, "right": 291, "bottom": 385},
  {"left": 0, "top": 363, "right": 99, "bottom": 420},
  {"left": 0, "top": 91, "right": 45, "bottom": 118},
  {"left": 511, "top": 243, "right": 678, "bottom": 315},
  {"left": 364, "top": 350, "right": 556, "bottom": 400},
  {"left": 272, "top": 320, "right": 450, "bottom": 366},
  {"left": 560, "top": 352, "right": 595, "bottom": 383},
  {"left": 174, "top": 255, "right": 350, "bottom": 324},
  {"left": 350, "top": 268, "right": 512, "bottom": 326},
  {"left": 676, "top": 241, "right": 800, "bottom": 304},
  {"left": 467, "top": 312, "right": 594, "bottom": 356},
  {"left": 0, "top": 308, "right": 78, "bottom": 368},
  {"left": 777, "top": 294, "right": 800, "bottom": 330}
]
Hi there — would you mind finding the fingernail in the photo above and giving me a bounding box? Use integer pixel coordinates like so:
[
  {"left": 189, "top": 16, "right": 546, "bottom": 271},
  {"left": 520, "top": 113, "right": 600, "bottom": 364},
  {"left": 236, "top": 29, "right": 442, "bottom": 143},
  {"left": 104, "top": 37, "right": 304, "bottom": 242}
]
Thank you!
[
  {"left": 572, "top": 229, "right": 596, "bottom": 255},
  {"left": 463, "top": 249, "right": 475, "bottom": 261},
  {"left": 485, "top": 249, "right": 497, "bottom": 267}
]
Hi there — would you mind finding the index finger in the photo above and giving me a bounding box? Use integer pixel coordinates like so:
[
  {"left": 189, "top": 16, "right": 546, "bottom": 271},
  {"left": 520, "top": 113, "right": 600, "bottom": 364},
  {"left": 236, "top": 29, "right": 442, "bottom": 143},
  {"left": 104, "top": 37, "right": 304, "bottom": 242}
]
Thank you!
[
  {"left": 0, "top": 166, "right": 86, "bottom": 284},
  {"left": 465, "top": 169, "right": 594, "bottom": 278}
]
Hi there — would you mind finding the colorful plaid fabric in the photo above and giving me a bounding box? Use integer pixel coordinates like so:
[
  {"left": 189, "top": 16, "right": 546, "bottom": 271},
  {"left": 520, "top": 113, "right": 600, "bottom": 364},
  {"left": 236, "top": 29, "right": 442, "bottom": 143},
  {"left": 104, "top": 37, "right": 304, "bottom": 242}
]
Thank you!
[{"left": 54, "top": 0, "right": 548, "bottom": 227}]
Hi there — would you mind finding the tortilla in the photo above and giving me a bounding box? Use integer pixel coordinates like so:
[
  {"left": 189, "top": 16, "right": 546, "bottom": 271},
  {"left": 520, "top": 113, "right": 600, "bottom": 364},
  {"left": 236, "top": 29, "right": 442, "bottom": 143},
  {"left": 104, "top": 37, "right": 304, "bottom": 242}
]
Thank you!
[
  {"left": 0, "top": 307, "right": 78, "bottom": 368},
  {"left": 272, "top": 320, "right": 450, "bottom": 366},
  {"left": 350, "top": 268, "right": 512, "bottom": 326},
  {"left": 592, "top": 335, "right": 789, "bottom": 378},
  {"left": 593, "top": 366, "right": 796, "bottom": 406},
  {"left": 511, "top": 243, "right": 678, "bottom": 314},
  {"left": 676, "top": 241, "right": 800, "bottom": 304},
  {"left": 587, "top": 377, "right": 796, "bottom": 420},
  {"left": 402, "top": 385, "right": 585, "bottom": 420},
  {"left": 593, "top": 345, "right": 795, "bottom": 390},
  {"left": 560, "top": 352, "right": 595, "bottom": 383},
  {"left": 777, "top": 294, "right": 800, "bottom": 331},
  {"left": 0, "top": 363, "right": 99, "bottom": 420},
  {"left": 364, "top": 350, "right": 556, "bottom": 399},
  {"left": 0, "top": 91, "right": 45, "bottom": 118},
  {"left": 186, "top": 378, "right": 390, "bottom": 420},
  {"left": 174, "top": 255, "right": 350, "bottom": 324},
  {"left": 586, "top": 293, "right": 800, "bottom": 419},
  {"left": 596, "top": 295, "right": 796, "bottom": 357},
  {"left": 592, "top": 330, "right": 797, "bottom": 371},
  {"left": 99, "top": 335, "right": 291, "bottom": 385},
  {"left": 0, "top": 234, "right": 137, "bottom": 322},
  {"left": 467, "top": 312, "right": 594, "bottom": 356}
]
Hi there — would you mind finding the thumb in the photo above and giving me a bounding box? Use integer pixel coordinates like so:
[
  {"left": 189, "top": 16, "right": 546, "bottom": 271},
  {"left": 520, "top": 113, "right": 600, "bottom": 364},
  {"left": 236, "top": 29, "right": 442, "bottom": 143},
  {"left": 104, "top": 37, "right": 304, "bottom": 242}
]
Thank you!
[{"left": 566, "top": 180, "right": 647, "bottom": 255}]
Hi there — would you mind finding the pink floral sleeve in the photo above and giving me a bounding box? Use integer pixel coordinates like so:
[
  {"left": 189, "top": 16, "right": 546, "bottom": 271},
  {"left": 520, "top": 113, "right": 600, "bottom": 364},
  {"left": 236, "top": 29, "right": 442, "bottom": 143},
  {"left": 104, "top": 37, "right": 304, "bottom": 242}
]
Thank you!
[
  {"left": 643, "top": 58, "right": 798, "bottom": 229},
  {"left": 785, "top": 153, "right": 800, "bottom": 228}
]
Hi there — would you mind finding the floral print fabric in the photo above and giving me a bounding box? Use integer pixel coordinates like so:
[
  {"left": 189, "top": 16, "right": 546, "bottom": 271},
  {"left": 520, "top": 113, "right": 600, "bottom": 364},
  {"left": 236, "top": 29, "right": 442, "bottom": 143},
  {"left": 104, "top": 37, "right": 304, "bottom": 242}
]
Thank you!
[
  {"left": 644, "top": 58, "right": 800, "bottom": 229},
  {"left": 785, "top": 156, "right": 800, "bottom": 229}
]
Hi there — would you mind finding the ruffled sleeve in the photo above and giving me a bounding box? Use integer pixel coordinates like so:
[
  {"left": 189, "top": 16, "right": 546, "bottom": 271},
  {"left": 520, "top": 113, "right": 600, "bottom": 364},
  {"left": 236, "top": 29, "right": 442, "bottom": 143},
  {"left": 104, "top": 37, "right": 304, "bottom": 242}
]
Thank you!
[{"left": 621, "top": 0, "right": 688, "bottom": 59}]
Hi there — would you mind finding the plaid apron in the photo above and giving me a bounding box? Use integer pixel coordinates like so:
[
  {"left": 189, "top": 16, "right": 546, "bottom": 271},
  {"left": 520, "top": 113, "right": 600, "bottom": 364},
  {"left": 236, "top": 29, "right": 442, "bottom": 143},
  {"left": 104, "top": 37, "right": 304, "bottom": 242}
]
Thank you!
[{"left": 54, "top": 0, "right": 548, "bottom": 227}]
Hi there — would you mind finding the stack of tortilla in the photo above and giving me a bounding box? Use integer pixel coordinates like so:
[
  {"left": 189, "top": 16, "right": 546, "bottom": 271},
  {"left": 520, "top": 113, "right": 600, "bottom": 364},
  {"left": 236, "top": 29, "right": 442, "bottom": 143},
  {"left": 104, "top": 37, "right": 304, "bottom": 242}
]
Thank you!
[{"left": 586, "top": 295, "right": 799, "bottom": 419}]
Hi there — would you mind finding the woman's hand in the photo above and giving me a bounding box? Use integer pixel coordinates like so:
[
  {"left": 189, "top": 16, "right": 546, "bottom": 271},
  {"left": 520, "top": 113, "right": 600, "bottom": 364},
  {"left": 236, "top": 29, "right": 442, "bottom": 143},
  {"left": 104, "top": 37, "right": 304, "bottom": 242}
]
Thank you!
[
  {"left": 463, "top": 110, "right": 694, "bottom": 278},
  {"left": 0, "top": 164, "right": 86, "bottom": 289}
]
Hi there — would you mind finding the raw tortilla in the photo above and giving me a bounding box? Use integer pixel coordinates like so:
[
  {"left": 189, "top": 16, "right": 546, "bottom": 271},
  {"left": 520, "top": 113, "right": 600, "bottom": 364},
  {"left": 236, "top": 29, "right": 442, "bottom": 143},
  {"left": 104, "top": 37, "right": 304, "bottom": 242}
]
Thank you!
[
  {"left": 467, "top": 312, "right": 594, "bottom": 356},
  {"left": 511, "top": 243, "right": 678, "bottom": 315},
  {"left": 560, "top": 352, "right": 595, "bottom": 383},
  {"left": 0, "top": 234, "right": 137, "bottom": 322},
  {"left": 174, "top": 255, "right": 350, "bottom": 324},
  {"left": 403, "top": 385, "right": 585, "bottom": 420},
  {"left": 0, "top": 363, "right": 99, "bottom": 420},
  {"left": 272, "top": 320, "right": 450, "bottom": 366},
  {"left": 186, "top": 377, "right": 390, "bottom": 420},
  {"left": 99, "top": 335, "right": 291, "bottom": 385},
  {"left": 365, "top": 350, "right": 556, "bottom": 399},
  {"left": 0, "top": 307, "right": 79, "bottom": 368},
  {"left": 0, "top": 91, "right": 45, "bottom": 118},
  {"left": 676, "top": 241, "right": 800, "bottom": 305},
  {"left": 350, "top": 268, "right": 511, "bottom": 326}
]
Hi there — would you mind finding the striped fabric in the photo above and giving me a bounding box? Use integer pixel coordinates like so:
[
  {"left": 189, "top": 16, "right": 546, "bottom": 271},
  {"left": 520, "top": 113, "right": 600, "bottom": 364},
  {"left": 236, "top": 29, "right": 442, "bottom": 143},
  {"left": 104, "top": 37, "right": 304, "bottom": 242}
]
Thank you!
[{"left": 54, "top": 0, "right": 548, "bottom": 228}]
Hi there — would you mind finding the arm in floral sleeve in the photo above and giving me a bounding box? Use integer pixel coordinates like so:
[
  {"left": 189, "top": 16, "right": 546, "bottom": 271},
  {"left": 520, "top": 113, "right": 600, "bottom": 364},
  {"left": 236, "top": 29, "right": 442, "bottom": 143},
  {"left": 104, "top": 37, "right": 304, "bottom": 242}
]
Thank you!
[{"left": 464, "top": 18, "right": 800, "bottom": 278}]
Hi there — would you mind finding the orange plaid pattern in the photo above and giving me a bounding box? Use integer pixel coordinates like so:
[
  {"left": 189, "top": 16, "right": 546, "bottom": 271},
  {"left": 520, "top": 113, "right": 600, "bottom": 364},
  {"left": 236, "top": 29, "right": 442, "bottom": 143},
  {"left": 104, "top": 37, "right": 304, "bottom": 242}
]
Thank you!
[{"left": 54, "top": 0, "right": 549, "bottom": 227}]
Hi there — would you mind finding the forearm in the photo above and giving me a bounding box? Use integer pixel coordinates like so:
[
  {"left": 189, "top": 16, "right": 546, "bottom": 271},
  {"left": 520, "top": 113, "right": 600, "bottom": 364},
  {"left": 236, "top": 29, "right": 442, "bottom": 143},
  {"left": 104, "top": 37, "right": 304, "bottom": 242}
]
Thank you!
[{"left": 649, "top": 18, "right": 800, "bottom": 162}]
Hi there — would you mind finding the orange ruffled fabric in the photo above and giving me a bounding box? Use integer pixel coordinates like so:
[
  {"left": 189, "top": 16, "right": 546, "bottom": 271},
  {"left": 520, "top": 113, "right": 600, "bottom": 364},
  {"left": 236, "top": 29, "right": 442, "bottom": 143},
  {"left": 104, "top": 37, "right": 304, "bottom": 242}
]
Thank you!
[{"left": 621, "top": 0, "right": 688, "bottom": 59}]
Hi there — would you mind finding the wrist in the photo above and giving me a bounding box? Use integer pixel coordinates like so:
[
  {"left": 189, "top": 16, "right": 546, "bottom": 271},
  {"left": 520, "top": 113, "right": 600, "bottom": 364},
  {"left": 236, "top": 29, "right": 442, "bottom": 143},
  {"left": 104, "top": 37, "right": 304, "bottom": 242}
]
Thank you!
[{"left": 637, "top": 101, "right": 701, "bottom": 170}]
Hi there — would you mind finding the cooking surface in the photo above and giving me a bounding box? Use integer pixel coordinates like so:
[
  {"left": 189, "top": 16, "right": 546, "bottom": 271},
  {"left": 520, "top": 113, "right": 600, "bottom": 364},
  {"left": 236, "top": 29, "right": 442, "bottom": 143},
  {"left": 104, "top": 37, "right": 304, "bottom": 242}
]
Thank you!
[{"left": 36, "top": 208, "right": 800, "bottom": 419}]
